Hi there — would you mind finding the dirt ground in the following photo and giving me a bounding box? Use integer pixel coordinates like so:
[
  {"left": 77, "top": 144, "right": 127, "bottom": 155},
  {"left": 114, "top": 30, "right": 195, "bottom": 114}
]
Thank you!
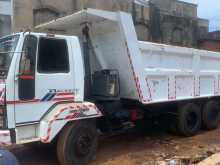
[{"left": 9, "top": 125, "right": 220, "bottom": 165}]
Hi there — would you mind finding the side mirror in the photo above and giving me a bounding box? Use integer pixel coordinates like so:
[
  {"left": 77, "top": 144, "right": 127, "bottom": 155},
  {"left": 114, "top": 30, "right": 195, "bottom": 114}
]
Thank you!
[{"left": 18, "top": 35, "right": 37, "bottom": 100}]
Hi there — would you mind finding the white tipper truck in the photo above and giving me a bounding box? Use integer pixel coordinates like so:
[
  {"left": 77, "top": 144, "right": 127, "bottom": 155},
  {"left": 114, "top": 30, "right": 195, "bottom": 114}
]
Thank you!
[{"left": 0, "top": 8, "right": 220, "bottom": 165}]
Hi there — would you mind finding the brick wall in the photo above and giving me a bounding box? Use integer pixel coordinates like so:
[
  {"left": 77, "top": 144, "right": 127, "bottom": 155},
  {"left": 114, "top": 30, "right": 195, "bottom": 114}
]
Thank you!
[{"left": 199, "top": 40, "right": 220, "bottom": 52}]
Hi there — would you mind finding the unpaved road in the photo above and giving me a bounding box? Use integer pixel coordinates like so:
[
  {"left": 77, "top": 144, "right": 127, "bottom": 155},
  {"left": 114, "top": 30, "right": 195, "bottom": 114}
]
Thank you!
[{"left": 10, "top": 126, "right": 220, "bottom": 165}]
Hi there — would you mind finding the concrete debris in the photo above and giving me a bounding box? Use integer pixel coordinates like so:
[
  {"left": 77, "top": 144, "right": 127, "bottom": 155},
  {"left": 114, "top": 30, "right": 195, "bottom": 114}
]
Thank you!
[{"left": 197, "top": 153, "right": 220, "bottom": 165}]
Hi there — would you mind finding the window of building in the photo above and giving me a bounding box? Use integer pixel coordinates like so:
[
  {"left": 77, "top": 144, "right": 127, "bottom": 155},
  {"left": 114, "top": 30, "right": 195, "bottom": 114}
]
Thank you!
[
  {"left": 37, "top": 38, "right": 69, "bottom": 73},
  {"left": 172, "top": 28, "right": 183, "bottom": 45}
]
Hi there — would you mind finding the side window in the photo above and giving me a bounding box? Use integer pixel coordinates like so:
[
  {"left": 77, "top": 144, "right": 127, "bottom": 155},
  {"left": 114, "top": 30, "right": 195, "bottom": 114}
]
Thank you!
[
  {"left": 37, "top": 38, "right": 69, "bottom": 73},
  {"left": 19, "top": 35, "right": 37, "bottom": 75}
]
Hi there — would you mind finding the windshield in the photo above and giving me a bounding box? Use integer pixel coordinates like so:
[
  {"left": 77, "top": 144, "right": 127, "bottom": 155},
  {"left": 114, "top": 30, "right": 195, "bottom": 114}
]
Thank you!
[{"left": 0, "top": 35, "right": 19, "bottom": 78}]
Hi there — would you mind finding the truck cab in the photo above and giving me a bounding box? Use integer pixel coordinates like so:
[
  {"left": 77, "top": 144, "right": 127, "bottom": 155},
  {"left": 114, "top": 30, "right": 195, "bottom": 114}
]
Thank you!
[{"left": 0, "top": 32, "right": 97, "bottom": 143}]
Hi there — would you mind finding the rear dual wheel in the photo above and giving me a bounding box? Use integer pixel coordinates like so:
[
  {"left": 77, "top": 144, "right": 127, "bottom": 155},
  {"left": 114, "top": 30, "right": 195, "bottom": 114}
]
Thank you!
[
  {"left": 177, "top": 101, "right": 220, "bottom": 137},
  {"left": 177, "top": 103, "right": 201, "bottom": 136},
  {"left": 202, "top": 101, "right": 220, "bottom": 130}
]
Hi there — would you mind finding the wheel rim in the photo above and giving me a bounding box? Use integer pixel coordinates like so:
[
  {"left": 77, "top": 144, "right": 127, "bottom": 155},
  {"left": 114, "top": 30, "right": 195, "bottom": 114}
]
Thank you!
[
  {"left": 74, "top": 132, "right": 93, "bottom": 157},
  {"left": 186, "top": 112, "right": 198, "bottom": 130}
]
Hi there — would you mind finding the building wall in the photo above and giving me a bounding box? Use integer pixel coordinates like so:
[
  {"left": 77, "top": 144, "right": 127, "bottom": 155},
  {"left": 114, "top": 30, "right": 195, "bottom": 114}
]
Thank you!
[
  {"left": 197, "top": 18, "right": 209, "bottom": 39},
  {"left": 174, "top": 1, "right": 197, "bottom": 18},
  {"left": 0, "top": 0, "right": 12, "bottom": 37},
  {"left": 149, "top": 0, "right": 201, "bottom": 47},
  {"left": 11, "top": 0, "right": 208, "bottom": 47},
  {"left": 12, "top": 0, "right": 151, "bottom": 40},
  {"left": 12, "top": 0, "right": 34, "bottom": 32},
  {"left": 12, "top": 0, "right": 74, "bottom": 32},
  {"left": 206, "top": 31, "right": 220, "bottom": 40},
  {"left": 0, "top": 15, "right": 11, "bottom": 37},
  {"left": 0, "top": 0, "right": 12, "bottom": 15},
  {"left": 12, "top": 0, "right": 142, "bottom": 30},
  {"left": 159, "top": 14, "right": 198, "bottom": 47},
  {"left": 150, "top": 0, "right": 197, "bottom": 17}
]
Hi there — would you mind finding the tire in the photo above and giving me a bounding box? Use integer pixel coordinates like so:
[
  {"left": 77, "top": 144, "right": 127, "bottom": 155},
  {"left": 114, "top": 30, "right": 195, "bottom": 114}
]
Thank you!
[
  {"left": 177, "top": 103, "right": 201, "bottom": 136},
  {"left": 202, "top": 101, "right": 220, "bottom": 130},
  {"left": 0, "top": 149, "right": 20, "bottom": 165},
  {"left": 57, "top": 120, "right": 98, "bottom": 165}
]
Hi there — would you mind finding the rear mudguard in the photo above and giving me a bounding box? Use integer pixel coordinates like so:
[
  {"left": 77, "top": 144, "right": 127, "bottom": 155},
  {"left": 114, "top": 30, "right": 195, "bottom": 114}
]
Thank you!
[{"left": 39, "top": 102, "right": 102, "bottom": 143}]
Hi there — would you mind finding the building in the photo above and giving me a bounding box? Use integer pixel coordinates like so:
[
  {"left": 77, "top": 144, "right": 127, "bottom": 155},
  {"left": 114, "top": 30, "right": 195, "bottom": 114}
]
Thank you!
[
  {"left": 11, "top": 0, "right": 208, "bottom": 47},
  {"left": 199, "top": 31, "right": 220, "bottom": 52},
  {"left": 0, "top": 0, "right": 12, "bottom": 37},
  {"left": 149, "top": 0, "right": 209, "bottom": 47}
]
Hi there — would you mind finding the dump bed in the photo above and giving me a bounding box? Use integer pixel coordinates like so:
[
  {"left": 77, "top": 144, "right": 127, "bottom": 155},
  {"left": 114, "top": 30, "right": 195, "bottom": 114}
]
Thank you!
[{"left": 36, "top": 8, "right": 220, "bottom": 105}]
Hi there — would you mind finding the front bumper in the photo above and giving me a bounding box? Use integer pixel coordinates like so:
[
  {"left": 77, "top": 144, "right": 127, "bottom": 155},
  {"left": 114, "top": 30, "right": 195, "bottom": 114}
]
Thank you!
[{"left": 0, "top": 130, "right": 12, "bottom": 146}]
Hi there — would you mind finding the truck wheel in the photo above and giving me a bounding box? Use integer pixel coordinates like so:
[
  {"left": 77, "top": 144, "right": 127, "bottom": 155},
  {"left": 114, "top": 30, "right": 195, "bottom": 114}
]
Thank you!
[
  {"left": 202, "top": 101, "right": 220, "bottom": 130},
  {"left": 57, "top": 120, "right": 97, "bottom": 165},
  {"left": 177, "top": 103, "right": 201, "bottom": 136},
  {"left": 0, "top": 149, "right": 20, "bottom": 165}
]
